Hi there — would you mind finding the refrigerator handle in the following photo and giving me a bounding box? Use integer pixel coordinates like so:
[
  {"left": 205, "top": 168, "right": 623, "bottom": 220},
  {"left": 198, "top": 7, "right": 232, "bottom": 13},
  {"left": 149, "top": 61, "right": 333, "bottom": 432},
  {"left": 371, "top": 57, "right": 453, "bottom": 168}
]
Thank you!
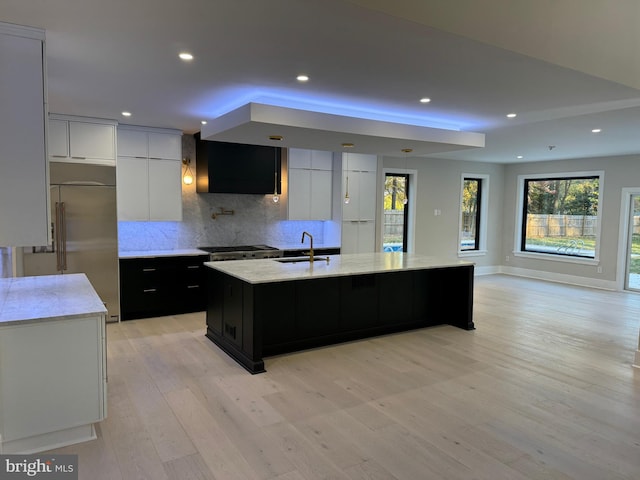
[
  {"left": 60, "top": 202, "right": 67, "bottom": 271},
  {"left": 55, "top": 202, "right": 62, "bottom": 271}
]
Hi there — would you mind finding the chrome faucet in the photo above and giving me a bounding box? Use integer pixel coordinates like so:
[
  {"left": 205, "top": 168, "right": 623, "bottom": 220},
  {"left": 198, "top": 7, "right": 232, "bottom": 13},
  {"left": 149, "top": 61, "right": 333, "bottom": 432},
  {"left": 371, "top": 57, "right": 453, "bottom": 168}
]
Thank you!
[{"left": 301, "top": 231, "right": 314, "bottom": 263}]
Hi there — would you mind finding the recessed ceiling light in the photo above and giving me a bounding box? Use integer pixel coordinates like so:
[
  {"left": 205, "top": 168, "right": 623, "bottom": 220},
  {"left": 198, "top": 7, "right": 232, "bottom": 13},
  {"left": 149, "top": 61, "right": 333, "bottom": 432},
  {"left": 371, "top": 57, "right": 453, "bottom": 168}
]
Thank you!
[
  {"left": 591, "top": 128, "right": 602, "bottom": 133},
  {"left": 517, "top": 155, "right": 523, "bottom": 159},
  {"left": 507, "top": 113, "right": 517, "bottom": 118},
  {"left": 200, "top": 120, "right": 208, "bottom": 125},
  {"left": 419, "top": 97, "right": 431, "bottom": 104},
  {"left": 179, "top": 52, "right": 193, "bottom": 61},
  {"left": 121, "top": 111, "right": 131, "bottom": 117},
  {"left": 296, "top": 74, "right": 309, "bottom": 82}
]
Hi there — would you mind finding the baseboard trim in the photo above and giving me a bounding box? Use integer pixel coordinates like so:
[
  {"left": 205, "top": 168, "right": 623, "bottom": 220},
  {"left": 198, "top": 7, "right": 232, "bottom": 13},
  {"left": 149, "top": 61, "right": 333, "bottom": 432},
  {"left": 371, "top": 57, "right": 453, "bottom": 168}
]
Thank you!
[{"left": 489, "top": 266, "right": 618, "bottom": 291}]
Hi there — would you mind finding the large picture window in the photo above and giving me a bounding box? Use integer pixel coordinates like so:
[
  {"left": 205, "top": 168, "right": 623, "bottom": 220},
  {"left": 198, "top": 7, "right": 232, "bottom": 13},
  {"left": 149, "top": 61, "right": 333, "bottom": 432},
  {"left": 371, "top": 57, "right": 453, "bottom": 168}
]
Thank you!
[{"left": 520, "top": 174, "right": 600, "bottom": 259}]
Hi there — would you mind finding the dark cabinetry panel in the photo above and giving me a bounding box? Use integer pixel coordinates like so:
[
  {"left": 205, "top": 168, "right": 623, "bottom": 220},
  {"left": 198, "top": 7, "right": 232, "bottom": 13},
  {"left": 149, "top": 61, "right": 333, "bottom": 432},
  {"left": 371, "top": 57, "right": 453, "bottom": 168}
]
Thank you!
[
  {"left": 296, "top": 277, "right": 341, "bottom": 338},
  {"left": 341, "top": 274, "right": 378, "bottom": 330},
  {"left": 378, "top": 271, "right": 414, "bottom": 326},
  {"left": 120, "top": 255, "right": 209, "bottom": 320},
  {"left": 205, "top": 265, "right": 474, "bottom": 373}
]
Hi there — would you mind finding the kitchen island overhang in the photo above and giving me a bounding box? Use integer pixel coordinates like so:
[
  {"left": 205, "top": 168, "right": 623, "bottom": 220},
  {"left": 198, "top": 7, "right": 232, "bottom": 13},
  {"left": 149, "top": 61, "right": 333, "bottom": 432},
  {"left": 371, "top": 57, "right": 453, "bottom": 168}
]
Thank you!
[{"left": 204, "top": 252, "right": 474, "bottom": 374}]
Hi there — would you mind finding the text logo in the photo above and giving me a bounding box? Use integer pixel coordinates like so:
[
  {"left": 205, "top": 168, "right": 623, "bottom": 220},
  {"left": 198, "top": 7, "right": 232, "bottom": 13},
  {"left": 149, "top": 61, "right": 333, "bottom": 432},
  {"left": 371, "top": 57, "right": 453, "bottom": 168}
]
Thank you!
[{"left": 0, "top": 455, "right": 77, "bottom": 480}]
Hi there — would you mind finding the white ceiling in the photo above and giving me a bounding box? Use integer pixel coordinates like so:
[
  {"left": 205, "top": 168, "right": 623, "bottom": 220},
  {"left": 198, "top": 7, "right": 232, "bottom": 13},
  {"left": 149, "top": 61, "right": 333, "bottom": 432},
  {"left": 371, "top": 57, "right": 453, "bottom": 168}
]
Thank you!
[{"left": 3, "top": 0, "right": 640, "bottom": 162}]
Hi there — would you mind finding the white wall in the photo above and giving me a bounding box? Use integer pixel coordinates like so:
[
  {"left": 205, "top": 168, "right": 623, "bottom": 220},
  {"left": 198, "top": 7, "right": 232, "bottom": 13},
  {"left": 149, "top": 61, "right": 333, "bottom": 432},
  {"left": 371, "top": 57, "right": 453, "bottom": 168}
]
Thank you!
[
  {"left": 382, "top": 154, "right": 505, "bottom": 271},
  {"left": 501, "top": 154, "right": 640, "bottom": 288}
]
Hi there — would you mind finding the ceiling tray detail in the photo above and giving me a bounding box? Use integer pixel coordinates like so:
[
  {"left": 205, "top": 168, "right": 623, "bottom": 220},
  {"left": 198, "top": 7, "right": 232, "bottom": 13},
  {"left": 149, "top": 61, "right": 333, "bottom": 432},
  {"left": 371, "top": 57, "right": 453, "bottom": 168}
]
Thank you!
[{"left": 200, "top": 103, "right": 484, "bottom": 156}]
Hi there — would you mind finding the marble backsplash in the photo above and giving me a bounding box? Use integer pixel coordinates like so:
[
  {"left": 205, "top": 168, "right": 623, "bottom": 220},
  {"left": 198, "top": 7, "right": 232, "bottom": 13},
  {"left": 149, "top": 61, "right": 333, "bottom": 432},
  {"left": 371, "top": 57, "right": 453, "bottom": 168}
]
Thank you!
[{"left": 118, "top": 134, "right": 340, "bottom": 251}]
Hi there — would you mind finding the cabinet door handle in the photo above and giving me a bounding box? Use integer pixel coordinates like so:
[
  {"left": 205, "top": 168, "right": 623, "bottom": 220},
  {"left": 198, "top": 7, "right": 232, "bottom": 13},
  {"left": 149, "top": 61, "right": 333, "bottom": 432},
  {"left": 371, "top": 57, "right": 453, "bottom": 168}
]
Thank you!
[
  {"left": 143, "top": 288, "right": 157, "bottom": 293},
  {"left": 51, "top": 154, "right": 67, "bottom": 158},
  {"left": 142, "top": 268, "right": 156, "bottom": 272},
  {"left": 135, "top": 156, "right": 147, "bottom": 159},
  {"left": 71, "top": 156, "right": 87, "bottom": 159},
  {"left": 187, "top": 285, "right": 200, "bottom": 289}
]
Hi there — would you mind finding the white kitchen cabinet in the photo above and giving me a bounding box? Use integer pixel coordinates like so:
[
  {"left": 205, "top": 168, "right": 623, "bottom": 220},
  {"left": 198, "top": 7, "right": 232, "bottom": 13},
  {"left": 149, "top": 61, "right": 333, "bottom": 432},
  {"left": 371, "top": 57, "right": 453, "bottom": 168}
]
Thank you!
[
  {"left": 287, "top": 148, "right": 333, "bottom": 220},
  {"left": 341, "top": 220, "right": 376, "bottom": 254},
  {"left": 48, "top": 114, "right": 117, "bottom": 166},
  {"left": 118, "top": 127, "right": 181, "bottom": 160},
  {"left": 116, "top": 157, "right": 149, "bottom": 221},
  {"left": 0, "top": 274, "right": 107, "bottom": 454},
  {"left": 148, "top": 159, "right": 182, "bottom": 220},
  {"left": 341, "top": 152, "right": 378, "bottom": 253},
  {"left": 0, "top": 23, "right": 49, "bottom": 247},
  {"left": 116, "top": 124, "right": 183, "bottom": 221}
]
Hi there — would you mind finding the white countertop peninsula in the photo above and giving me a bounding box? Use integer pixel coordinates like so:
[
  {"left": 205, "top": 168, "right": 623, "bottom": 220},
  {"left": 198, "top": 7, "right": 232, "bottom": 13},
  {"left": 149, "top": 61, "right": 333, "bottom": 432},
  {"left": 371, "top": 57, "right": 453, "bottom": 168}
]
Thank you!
[
  {"left": 205, "top": 252, "right": 474, "bottom": 284},
  {"left": 0, "top": 273, "right": 107, "bottom": 453},
  {"left": 0, "top": 273, "right": 107, "bottom": 325}
]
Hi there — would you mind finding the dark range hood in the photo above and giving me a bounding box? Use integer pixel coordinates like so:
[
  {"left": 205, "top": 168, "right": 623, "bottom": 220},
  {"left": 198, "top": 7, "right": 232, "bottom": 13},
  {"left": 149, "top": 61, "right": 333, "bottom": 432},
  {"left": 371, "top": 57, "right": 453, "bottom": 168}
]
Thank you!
[{"left": 195, "top": 133, "right": 282, "bottom": 194}]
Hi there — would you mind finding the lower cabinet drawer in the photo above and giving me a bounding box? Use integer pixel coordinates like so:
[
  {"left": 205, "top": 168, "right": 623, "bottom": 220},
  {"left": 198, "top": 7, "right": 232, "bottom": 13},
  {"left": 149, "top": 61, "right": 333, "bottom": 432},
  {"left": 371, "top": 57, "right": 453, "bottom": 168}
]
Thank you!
[{"left": 119, "top": 255, "right": 209, "bottom": 320}]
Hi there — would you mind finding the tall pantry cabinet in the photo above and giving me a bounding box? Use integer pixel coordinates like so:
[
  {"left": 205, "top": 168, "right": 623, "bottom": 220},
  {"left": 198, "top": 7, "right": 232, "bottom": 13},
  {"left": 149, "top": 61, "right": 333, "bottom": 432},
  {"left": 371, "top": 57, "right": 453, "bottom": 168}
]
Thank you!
[
  {"left": 341, "top": 153, "right": 378, "bottom": 253},
  {"left": 0, "top": 22, "right": 49, "bottom": 247}
]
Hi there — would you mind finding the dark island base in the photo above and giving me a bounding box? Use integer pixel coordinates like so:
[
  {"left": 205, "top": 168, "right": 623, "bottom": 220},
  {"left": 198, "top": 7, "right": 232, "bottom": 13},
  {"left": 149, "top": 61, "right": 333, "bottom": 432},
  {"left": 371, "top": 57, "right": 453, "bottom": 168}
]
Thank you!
[{"left": 205, "top": 265, "right": 474, "bottom": 374}]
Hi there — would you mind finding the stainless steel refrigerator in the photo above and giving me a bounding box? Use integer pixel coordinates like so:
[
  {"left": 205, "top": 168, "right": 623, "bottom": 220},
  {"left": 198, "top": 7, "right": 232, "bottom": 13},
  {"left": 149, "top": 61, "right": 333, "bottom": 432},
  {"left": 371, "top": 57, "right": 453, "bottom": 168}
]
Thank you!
[{"left": 23, "top": 162, "right": 119, "bottom": 321}]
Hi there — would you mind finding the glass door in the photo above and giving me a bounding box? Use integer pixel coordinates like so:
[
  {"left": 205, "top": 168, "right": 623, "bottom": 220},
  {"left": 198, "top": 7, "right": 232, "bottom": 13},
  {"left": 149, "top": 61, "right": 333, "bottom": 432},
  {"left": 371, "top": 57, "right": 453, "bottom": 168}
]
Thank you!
[
  {"left": 383, "top": 174, "right": 409, "bottom": 252},
  {"left": 625, "top": 194, "right": 640, "bottom": 291}
]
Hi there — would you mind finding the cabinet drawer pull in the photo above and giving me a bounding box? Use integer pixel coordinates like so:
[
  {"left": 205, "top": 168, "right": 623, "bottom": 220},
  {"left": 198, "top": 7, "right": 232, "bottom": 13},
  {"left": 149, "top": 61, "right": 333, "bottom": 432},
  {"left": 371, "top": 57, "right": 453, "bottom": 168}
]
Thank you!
[
  {"left": 187, "top": 265, "right": 200, "bottom": 269},
  {"left": 142, "top": 268, "right": 156, "bottom": 272},
  {"left": 143, "top": 288, "right": 157, "bottom": 293},
  {"left": 51, "top": 155, "right": 67, "bottom": 158},
  {"left": 186, "top": 285, "right": 200, "bottom": 289},
  {"left": 135, "top": 156, "right": 147, "bottom": 159},
  {"left": 71, "top": 156, "right": 87, "bottom": 159}
]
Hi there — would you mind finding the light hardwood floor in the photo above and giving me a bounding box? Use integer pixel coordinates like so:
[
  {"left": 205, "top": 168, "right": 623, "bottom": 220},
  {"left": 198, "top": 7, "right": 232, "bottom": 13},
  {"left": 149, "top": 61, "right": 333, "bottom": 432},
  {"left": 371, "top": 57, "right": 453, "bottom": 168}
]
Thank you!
[{"left": 48, "top": 274, "right": 640, "bottom": 479}]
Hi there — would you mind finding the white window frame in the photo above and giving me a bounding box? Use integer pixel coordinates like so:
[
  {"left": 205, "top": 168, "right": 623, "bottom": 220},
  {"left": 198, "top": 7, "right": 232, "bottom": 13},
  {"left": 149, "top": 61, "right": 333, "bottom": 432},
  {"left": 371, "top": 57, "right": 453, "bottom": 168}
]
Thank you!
[
  {"left": 513, "top": 170, "right": 603, "bottom": 265},
  {"left": 458, "top": 173, "right": 489, "bottom": 257}
]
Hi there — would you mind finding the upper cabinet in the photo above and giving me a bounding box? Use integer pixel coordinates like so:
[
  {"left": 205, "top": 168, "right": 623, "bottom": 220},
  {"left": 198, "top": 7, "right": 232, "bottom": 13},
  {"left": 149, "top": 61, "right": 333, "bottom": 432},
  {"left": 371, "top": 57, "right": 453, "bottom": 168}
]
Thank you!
[
  {"left": 0, "top": 23, "right": 49, "bottom": 247},
  {"left": 342, "top": 153, "right": 377, "bottom": 221},
  {"left": 287, "top": 148, "right": 333, "bottom": 220},
  {"left": 48, "top": 114, "right": 117, "bottom": 166},
  {"left": 116, "top": 125, "right": 183, "bottom": 221}
]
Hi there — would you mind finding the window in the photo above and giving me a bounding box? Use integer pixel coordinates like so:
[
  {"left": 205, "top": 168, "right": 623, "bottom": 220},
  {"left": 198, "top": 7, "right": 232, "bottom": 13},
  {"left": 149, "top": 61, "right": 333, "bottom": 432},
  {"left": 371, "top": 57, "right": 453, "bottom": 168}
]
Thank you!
[
  {"left": 519, "top": 174, "right": 601, "bottom": 259},
  {"left": 383, "top": 173, "right": 409, "bottom": 252},
  {"left": 459, "top": 174, "right": 488, "bottom": 254}
]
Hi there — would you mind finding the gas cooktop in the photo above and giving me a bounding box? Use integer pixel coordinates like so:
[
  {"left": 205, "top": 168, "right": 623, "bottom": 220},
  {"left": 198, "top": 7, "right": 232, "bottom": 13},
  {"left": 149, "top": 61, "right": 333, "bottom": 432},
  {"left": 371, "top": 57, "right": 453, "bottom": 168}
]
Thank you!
[{"left": 198, "top": 244, "right": 283, "bottom": 260}]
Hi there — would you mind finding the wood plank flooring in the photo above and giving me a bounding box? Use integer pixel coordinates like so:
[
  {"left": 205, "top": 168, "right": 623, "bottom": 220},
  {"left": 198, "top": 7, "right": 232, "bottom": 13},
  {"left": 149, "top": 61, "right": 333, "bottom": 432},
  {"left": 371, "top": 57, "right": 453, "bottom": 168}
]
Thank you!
[{"left": 47, "top": 274, "right": 640, "bottom": 479}]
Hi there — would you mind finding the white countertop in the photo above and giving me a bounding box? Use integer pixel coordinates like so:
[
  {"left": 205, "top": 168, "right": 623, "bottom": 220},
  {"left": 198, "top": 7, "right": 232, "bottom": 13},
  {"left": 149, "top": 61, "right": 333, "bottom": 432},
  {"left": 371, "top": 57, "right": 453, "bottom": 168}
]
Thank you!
[
  {"left": 205, "top": 252, "right": 473, "bottom": 284},
  {"left": 119, "top": 248, "right": 208, "bottom": 259},
  {"left": 0, "top": 274, "right": 107, "bottom": 326}
]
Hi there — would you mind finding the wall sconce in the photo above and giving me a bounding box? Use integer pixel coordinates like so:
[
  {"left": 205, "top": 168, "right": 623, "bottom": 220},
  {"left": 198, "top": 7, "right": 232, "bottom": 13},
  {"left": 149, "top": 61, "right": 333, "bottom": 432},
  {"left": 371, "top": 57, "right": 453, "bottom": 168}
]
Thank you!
[{"left": 182, "top": 157, "right": 194, "bottom": 185}]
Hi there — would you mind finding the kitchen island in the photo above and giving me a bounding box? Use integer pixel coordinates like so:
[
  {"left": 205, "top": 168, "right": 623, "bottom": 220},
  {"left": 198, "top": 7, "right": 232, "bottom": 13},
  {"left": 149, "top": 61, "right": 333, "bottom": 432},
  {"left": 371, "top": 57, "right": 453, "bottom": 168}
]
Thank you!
[
  {"left": 0, "top": 274, "right": 107, "bottom": 453},
  {"left": 204, "top": 252, "right": 474, "bottom": 374}
]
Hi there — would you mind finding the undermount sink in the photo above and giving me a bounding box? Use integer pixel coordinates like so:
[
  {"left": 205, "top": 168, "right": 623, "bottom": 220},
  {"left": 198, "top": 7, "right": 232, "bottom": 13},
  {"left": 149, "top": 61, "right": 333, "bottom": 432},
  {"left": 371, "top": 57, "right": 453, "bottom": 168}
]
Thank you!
[{"left": 274, "top": 256, "right": 330, "bottom": 264}]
